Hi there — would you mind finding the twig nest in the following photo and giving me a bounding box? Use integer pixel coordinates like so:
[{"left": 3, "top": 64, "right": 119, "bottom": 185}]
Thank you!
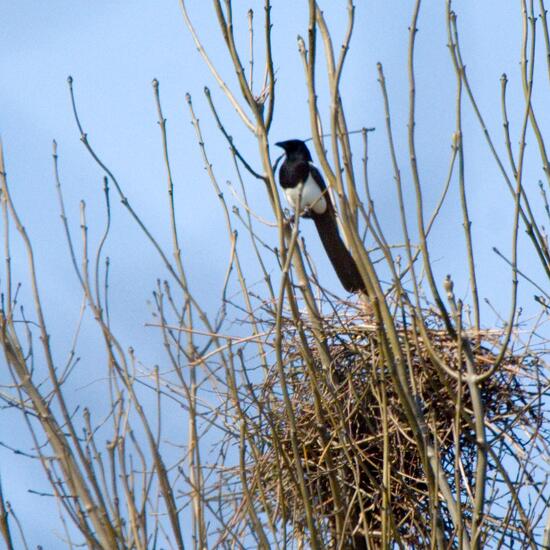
[{"left": 251, "top": 309, "right": 545, "bottom": 547}]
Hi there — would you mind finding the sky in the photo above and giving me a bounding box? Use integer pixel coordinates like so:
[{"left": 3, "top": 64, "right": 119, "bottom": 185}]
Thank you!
[{"left": 1, "top": 1, "right": 549, "bottom": 547}]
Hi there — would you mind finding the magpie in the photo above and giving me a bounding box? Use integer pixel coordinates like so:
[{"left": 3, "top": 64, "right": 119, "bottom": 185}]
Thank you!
[{"left": 275, "top": 139, "right": 366, "bottom": 293}]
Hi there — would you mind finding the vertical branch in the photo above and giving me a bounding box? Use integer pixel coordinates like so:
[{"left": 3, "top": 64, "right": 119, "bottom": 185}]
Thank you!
[
  {"left": 469, "top": 0, "right": 530, "bottom": 382},
  {"left": 179, "top": 0, "right": 256, "bottom": 131},
  {"left": 152, "top": 79, "right": 191, "bottom": 293},
  {"left": 212, "top": 0, "right": 264, "bottom": 127},
  {"left": 248, "top": 9, "right": 254, "bottom": 89},
  {"left": 93, "top": 177, "right": 111, "bottom": 312},
  {"left": 376, "top": 64, "right": 421, "bottom": 309},
  {"left": 263, "top": 0, "right": 276, "bottom": 132},
  {"left": 153, "top": 80, "right": 206, "bottom": 548},
  {"left": 0, "top": 480, "right": 15, "bottom": 550},
  {"left": 540, "top": 0, "right": 550, "bottom": 80},
  {"left": 407, "top": 0, "right": 455, "bottom": 337},
  {"left": 1, "top": 145, "right": 12, "bottom": 320},
  {"left": 500, "top": 74, "right": 518, "bottom": 178},
  {"left": 298, "top": 1, "right": 335, "bottom": 183},
  {"left": 544, "top": 506, "right": 550, "bottom": 550},
  {"left": 445, "top": 279, "right": 487, "bottom": 548},
  {"left": 446, "top": 10, "right": 480, "bottom": 330},
  {"left": 273, "top": 211, "right": 322, "bottom": 550},
  {"left": 315, "top": 3, "right": 359, "bottom": 223},
  {"left": 520, "top": 0, "right": 550, "bottom": 186},
  {"left": 379, "top": 369, "right": 391, "bottom": 548}
]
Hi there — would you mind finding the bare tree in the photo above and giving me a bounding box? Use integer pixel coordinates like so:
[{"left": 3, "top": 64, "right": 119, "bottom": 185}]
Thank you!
[{"left": 1, "top": 1, "right": 549, "bottom": 548}]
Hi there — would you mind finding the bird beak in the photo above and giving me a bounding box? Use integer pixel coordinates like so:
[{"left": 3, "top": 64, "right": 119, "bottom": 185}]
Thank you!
[{"left": 275, "top": 141, "right": 286, "bottom": 149}]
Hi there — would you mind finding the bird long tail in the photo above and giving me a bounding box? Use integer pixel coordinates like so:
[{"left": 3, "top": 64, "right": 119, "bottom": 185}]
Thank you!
[{"left": 312, "top": 212, "right": 366, "bottom": 293}]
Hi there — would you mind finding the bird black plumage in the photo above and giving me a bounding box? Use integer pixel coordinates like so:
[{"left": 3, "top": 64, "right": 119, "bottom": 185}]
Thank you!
[{"left": 276, "top": 139, "right": 366, "bottom": 293}]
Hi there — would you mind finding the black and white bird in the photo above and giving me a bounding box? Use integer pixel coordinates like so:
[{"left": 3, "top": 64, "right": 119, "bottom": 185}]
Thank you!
[{"left": 275, "top": 139, "right": 366, "bottom": 293}]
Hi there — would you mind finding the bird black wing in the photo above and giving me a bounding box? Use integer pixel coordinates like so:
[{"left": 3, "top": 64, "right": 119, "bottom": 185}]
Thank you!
[
  {"left": 307, "top": 163, "right": 328, "bottom": 192},
  {"left": 307, "top": 163, "right": 335, "bottom": 216}
]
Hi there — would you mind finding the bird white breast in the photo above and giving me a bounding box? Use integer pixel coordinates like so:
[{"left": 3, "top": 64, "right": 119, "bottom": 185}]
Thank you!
[{"left": 284, "top": 174, "right": 327, "bottom": 215}]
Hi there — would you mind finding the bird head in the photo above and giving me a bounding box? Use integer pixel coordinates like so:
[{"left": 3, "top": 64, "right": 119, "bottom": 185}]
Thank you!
[{"left": 275, "top": 139, "right": 312, "bottom": 161}]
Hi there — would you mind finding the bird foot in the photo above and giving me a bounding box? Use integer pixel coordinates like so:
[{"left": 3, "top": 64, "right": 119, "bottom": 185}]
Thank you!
[{"left": 301, "top": 207, "right": 313, "bottom": 219}]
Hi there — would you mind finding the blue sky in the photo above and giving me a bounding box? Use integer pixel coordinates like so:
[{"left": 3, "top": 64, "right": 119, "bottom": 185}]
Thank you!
[{"left": 1, "top": 1, "right": 548, "bottom": 547}]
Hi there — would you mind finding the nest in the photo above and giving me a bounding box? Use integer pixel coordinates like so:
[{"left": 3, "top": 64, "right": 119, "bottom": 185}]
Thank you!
[{"left": 250, "top": 310, "right": 545, "bottom": 548}]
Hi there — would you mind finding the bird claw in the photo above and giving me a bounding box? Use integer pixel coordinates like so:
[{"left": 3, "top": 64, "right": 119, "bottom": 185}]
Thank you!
[
  {"left": 285, "top": 207, "right": 312, "bottom": 226},
  {"left": 302, "top": 207, "right": 313, "bottom": 219},
  {"left": 284, "top": 212, "right": 296, "bottom": 225}
]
